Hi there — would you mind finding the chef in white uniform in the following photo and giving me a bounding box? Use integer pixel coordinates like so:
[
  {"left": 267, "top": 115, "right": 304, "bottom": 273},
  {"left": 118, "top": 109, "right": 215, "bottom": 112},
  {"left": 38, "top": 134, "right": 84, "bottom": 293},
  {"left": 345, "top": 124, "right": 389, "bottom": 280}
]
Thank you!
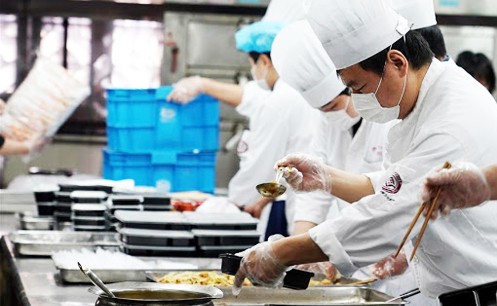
[
  {"left": 168, "top": 20, "right": 327, "bottom": 237},
  {"left": 231, "top": 0, "right": 497, "bottom": 299},
  {"left": 271, "top": 20, "right": 437, "bottom": 306}
]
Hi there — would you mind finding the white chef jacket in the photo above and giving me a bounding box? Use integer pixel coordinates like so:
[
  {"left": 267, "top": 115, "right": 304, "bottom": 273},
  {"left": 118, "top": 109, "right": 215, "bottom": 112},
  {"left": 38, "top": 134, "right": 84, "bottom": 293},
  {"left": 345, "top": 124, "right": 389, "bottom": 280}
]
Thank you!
[
  {"left": 228, "top": 80, "right": 327, "bottom": 230},
  {"left": 293, "top": 119, "right": 394, "bottom": 225},
  {"left": 308, "top": 59, "right": 497, "bottom": 298}
]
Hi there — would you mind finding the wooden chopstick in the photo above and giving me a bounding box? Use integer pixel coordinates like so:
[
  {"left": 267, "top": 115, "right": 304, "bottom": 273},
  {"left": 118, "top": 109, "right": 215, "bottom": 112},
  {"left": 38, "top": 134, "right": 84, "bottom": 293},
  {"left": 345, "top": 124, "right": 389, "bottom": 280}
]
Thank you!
[
  {"left": 393, "top": 162, "right": 452, "bottom": 260},
  {"left": 393, "top": 201, "right": 427, "bottom": 258},
  {"left": 409, "top": 161, "right": 452, "bottom": 261}
]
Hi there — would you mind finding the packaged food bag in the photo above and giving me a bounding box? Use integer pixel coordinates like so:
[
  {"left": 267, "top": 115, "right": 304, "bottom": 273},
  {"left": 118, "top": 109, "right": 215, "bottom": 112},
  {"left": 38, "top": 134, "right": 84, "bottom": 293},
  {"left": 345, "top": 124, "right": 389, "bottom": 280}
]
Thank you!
[{"left": 0, "top": 57, "right": 90, "bottom": 143}]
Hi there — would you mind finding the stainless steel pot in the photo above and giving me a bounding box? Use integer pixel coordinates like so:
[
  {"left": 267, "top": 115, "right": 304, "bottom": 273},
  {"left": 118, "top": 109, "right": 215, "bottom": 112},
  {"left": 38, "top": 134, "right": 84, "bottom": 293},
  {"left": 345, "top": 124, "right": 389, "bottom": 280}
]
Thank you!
[{"left": 89, "top": 282, "right": 222, "bottom": 306}]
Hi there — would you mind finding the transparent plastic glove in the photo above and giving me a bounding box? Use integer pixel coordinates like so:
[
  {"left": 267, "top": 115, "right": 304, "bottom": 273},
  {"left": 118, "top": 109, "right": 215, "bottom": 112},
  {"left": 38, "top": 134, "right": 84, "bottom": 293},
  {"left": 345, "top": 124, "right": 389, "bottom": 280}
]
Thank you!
[
  {"left": 233, "top": 235, "right": 288, "bottom": 296},
  {"left": 275, "top": 153, "right": 331, "bottom": 193},
  {"left": 166, "top": 76, "right": 204, "bottom": 104},
  {"left": 371, "top": 251, "right": 408, "bottom": 279},
  {"left": 296, "top": 261, "right": 339, "bottom": 281},
  {"left": 421, "top": 162, "right": 491, "bottom": 219}
]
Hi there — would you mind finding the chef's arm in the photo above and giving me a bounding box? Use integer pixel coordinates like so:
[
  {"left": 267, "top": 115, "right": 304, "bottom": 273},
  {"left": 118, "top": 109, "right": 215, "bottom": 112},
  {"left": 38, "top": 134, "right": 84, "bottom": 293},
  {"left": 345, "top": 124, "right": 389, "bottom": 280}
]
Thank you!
[
  {"left": 293, "top": 221, "right": 318, "bottom": 235},
  {"left": 272, "top": 233, "right": 328, "bottom": 265},
  {"left": 484, "top": 164, "right": 497, "bottom": 200},
  {"left": 327, "top": 167, "right": 375, "bottom": 203},
  {"left": 200, "top": 78, "right": 243, "bottom": 107},
  {"left": 0, "top": 137, "right": 30, "bottom": 155}
]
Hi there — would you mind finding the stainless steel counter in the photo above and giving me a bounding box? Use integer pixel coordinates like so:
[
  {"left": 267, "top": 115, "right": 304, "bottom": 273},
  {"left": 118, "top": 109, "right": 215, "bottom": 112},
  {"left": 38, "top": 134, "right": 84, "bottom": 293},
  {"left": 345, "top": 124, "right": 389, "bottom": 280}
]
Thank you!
[{"left": 0, "top": 213, "right": 220, "bottom": 306}]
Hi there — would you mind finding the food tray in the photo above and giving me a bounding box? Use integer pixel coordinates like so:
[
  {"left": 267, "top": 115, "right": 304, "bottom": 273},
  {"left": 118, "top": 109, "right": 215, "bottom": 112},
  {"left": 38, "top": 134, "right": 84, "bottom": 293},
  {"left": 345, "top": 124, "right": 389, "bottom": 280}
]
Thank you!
[
  {"left": 120, "top": 243, "right": 196, "bottom": 257},
  {"left": 214, "top": 286, "right": 405, "bottom": 305},
  {"left": 56, "top": 255, "right": 214, "bottom": 283},
  {"left": 118, "top": 227, "right": 195, "bottom": 247},
  {"left": 33, "top": 185, "right": 59, "bottom": 202},
  {"left": 115, "top": 211, "right": 191, "bottom": 230},
  {"left": 54, "top": 211, "right": 72, "bottom": 222},
  {"left": 55, "top": 191, "right": 72, "bottom": 203},
  {"left": 109, "top": 205, "right": 143, "bottom": 215},
  {"left": 183, "top": 212, "right": 258, "bottom": 230},
  {"left": 55, "top": 202, "right": 72, "bottom": 213},
  {"left": 10, "top": 230, "right": 119, "bottom": 256},
  {"left": 18, "top": 213, "right": 55, "bottom": 230},
  {"left": 192, "top": 229, "right": 260, "bottom": 246},
  {"left": 72, "top": 216, "right": 107, "bottom": 227},
  {"left": 72, "top": 203, "right": 107, "bottom": 217}
]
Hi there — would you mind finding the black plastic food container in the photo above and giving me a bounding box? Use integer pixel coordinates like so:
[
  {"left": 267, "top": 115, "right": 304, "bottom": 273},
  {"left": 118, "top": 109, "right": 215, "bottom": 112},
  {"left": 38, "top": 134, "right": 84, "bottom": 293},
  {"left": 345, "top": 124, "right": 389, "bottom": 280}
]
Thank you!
[
  {"left": 37, "top": 202, "right": 56, "bottom": 216},
  {"left": 34, "top": 190, "right": 57, "bottom": 202},
  {"left": 142, "top": 194, "right": 171, "bottom": 205},
  {"left": 438, "top": 280, "right": 497, "bottom": 306},
  {"left": 59, "top": 184, "right": 113, "bottom": 193},
  {"left": 219, "top": 253, "right": 313, "bottom": 290}
]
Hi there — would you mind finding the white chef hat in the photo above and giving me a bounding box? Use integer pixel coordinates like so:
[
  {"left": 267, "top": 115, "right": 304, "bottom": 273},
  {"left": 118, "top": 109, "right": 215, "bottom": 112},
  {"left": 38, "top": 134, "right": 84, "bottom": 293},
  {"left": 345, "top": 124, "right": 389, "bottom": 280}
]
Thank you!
[
  {"left": 271, "top": 20, "right": 346, "bottom": 108},
  {"left": 262, "top": 0, "right": 309, "bottom": 24},
  {"left": 388, "top": 0, "right": 437, "bottom": 30},
  {"left": 306, "top": 0, "right": 411, "bottom": 70}
]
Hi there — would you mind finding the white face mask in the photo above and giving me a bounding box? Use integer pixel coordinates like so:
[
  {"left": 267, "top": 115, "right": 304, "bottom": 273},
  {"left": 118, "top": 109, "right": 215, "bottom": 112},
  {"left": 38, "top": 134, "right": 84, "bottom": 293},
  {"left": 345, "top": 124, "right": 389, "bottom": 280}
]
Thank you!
[
  {"left": 352, "top": 65, "right": 408, "bottom": 123},
  {"left": 251, "top": 66, "right": 270, "bottom": 90},
  {"left": 323, "top": 97, "right": 360, "bottom": 130}
]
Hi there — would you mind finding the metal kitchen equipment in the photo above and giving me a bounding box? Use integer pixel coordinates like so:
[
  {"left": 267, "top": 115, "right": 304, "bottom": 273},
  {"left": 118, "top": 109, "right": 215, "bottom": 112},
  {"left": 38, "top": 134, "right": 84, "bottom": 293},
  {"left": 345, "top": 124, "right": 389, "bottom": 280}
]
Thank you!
[
  {"left": 256, "top": 167, "right": 287, "bottom": 198},
  {"left": 215, "top": 286, "right": 406, "bottom": 305},
  {"left": 79, "top": 262, "right": 116, "bottom": 298},
  {"left": 10, "top": 230, "right": 119, "bottom": 256},
  {"left": 17, "top": 212, "right": 55, "bottom": 230},
  {"left": 89, "top": 282, "right": 223, "bottom": 306}
]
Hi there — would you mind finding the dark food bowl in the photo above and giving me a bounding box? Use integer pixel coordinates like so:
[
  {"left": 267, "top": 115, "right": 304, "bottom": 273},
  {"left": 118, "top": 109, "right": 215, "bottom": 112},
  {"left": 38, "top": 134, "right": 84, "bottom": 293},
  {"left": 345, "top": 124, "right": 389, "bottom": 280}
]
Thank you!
[{"left": 219, "top": 253, "right": 313, "bottom": 290}]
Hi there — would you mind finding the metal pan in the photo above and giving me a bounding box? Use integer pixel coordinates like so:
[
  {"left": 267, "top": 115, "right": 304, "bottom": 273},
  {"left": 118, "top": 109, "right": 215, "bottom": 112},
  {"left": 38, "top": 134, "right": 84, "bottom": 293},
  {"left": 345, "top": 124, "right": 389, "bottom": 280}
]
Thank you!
[
  {"left": 215, "top": 286, "right": 406, "bottom": 305},
  {"left": 88, "top": 282, "right": 223, "bottom": 306}
]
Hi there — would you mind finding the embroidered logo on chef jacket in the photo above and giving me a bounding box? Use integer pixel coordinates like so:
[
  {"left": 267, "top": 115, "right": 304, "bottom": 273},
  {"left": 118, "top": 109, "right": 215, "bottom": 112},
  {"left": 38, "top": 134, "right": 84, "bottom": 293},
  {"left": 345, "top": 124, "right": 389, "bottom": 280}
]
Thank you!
[{"left": 381, "top": 172, "right": 403, "bottom": 201}]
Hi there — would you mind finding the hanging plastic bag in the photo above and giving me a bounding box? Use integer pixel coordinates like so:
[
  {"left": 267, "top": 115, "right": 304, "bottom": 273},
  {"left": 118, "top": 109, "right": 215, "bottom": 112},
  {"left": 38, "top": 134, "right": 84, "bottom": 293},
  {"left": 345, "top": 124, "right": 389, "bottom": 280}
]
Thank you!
[{"left": 0, "top": 57, "right": 90, "bottom": 160}]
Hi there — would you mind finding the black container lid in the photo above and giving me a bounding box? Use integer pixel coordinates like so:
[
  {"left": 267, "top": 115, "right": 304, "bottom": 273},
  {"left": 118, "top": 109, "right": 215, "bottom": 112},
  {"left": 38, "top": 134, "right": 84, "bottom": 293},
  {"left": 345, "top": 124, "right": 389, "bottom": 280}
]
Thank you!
[
  {"left": 59, "top": 183, "right": 113, "bottom": 193},
  {"left": 219, "top": 253, "right": 313, "bottom": 290}
]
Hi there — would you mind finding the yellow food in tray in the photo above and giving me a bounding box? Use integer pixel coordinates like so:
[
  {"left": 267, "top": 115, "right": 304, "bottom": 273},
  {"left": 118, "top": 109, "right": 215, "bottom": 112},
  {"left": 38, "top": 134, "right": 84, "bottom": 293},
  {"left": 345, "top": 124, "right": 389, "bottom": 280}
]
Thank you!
[
  {"left": 155, "top": 271, "right": 338, "bottom": 287},
  {"left": 156, "top": 271, "right": 252, "bottom": 287}
]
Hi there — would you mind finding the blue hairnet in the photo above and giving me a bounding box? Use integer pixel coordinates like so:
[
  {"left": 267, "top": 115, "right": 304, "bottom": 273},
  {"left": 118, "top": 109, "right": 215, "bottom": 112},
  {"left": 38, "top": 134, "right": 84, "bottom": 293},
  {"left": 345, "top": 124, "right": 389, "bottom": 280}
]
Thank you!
[{"left": 235, "top": 21, "right": 285, "bottom": 53}]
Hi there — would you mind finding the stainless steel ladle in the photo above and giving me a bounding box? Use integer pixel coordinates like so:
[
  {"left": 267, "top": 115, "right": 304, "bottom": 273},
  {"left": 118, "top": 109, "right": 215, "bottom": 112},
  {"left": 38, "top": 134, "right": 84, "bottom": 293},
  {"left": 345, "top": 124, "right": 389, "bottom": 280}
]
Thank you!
[
  {"left": 256, "top": 167, "right": 287, "bottom": 198},
  {"left": 78, "top": 262, "right": 115, "bottom": 298}
]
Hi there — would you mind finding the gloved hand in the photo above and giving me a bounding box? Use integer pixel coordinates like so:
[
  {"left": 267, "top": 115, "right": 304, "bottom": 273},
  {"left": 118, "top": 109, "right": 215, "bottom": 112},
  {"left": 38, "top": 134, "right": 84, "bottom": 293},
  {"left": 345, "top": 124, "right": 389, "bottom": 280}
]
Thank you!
[
  {"left": 371, "top": 251, "right": 408, "bottom": 279},
  {"left": 275, "top": 153, "right": 332, "bottom": 193},
  {"left": 166, "top": 76, "right": 204, "bottom": 104},
  {"left": 421, "top": 162, "right": 491, "bottom": 219},
  {"left": 233, "top": 235, "right": 288, "bottom": 296},
  {"left": 296, "top": 261, "right": 339, "bottom": 281}
]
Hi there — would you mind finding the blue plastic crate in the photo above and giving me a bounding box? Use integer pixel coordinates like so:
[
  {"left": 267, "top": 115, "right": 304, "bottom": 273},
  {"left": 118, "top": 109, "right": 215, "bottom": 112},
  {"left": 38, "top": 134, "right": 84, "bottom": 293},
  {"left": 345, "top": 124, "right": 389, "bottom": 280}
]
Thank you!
[
  {"left": 103, "top": 149, "right": 216, "bottom": 193},
  {"left": 107, "top": 88, "right": 158, "bottom": 128},
  {"left": 106, "top": 86, "right": 220, "bottom": 152}
]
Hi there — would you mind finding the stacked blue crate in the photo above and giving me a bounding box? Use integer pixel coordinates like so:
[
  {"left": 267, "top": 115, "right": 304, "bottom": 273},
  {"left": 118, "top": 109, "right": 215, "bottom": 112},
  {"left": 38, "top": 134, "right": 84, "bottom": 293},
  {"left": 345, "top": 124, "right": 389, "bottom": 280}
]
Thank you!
[{"left": 103, "top": 86, "right": 219, "bottom": 193}]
